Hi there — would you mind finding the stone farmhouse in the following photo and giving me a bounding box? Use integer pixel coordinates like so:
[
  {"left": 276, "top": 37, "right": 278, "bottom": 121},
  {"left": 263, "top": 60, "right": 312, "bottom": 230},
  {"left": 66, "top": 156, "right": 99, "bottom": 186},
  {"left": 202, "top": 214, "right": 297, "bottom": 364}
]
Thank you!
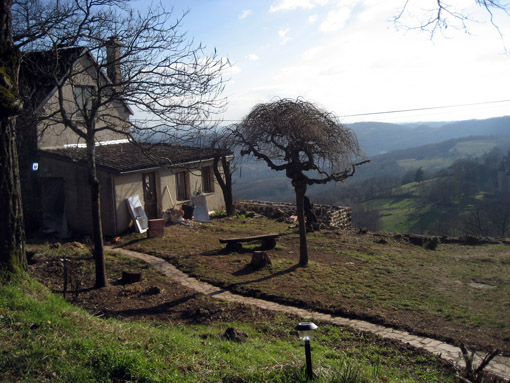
[{"left": 17, "top": 46, "right": 229, "bottom": 237}]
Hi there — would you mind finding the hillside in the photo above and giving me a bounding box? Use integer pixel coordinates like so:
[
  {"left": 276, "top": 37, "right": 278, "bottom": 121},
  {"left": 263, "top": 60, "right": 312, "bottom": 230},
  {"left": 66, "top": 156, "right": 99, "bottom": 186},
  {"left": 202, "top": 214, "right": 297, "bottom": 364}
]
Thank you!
[
  {"left": 232, "top": 115, "right": 510, "bottom": 236},
  {"left": 349, "top": 115, "right": 510, "bottom": 155},
  {"left": 234, "top": 135, "right": 510, "bottom": 204},
  {"left": 1, "top": 234, "right": 463, "bottom": 382}
]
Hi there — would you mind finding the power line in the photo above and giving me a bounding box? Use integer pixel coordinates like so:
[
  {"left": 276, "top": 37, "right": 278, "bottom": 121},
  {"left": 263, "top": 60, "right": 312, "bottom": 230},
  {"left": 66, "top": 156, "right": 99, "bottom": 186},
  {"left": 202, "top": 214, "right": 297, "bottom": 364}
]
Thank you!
[
  {"left": 339, "top": 99, "right": 510, "bottom": 118},
  {"left": 132, "top": 99, "right": 510, "bottom": 123}
]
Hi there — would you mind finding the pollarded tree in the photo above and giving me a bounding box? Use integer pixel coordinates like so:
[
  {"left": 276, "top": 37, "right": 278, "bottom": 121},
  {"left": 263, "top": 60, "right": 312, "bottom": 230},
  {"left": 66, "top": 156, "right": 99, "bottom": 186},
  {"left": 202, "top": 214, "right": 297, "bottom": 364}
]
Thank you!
[{"left": 235, "top": 98, "right": 368, "bottom": 266}]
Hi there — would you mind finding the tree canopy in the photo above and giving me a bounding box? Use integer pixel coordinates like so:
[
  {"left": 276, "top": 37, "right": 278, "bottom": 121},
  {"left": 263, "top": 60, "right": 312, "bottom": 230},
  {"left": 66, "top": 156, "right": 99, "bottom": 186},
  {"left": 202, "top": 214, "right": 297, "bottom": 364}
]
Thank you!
[{"left": 236, "top": 98, "right": 367, "bottom": 187}]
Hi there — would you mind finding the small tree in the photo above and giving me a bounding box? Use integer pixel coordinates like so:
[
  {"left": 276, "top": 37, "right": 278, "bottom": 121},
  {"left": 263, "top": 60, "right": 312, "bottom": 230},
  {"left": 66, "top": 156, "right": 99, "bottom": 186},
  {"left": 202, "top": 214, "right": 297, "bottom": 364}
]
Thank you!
[
  {"left": 235, "top": 98, "right": 368, "bottom": 266},
  {"left": 210, "top": 128, "right": 236, "bottom": 216}
]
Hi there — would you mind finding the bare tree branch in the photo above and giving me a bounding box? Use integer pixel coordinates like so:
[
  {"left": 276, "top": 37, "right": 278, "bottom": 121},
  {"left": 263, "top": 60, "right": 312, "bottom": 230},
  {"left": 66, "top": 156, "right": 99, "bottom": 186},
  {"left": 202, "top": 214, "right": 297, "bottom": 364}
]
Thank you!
[{"left": 394, "top": 0, "right": 510, "bottom": 47}]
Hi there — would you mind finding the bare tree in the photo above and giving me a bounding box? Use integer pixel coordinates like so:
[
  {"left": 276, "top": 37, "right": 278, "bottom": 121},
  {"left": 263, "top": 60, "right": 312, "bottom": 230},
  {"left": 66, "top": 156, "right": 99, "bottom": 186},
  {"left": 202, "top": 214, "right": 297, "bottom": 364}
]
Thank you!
[
  {"left": 13, "top": 0, "right": 228, "bottom": 287},
  {"left": 0, "top": 0, "right": 26, "bottom": 274},
  {"left": 235, "top": 98, "right": 368, "bottom": 266},
  {"left": 394, "top": 0, "right": 510, "bottom": 40},
  {"left": 209, "top": 127, "right": 236, "bottom": 216}
]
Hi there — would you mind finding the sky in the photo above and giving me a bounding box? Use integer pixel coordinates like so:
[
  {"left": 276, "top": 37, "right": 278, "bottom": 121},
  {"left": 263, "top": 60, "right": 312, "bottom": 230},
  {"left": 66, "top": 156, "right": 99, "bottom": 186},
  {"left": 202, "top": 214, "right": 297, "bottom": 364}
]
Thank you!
[{"left": 135, "top": 0, "right": 510, "bottom": 124}]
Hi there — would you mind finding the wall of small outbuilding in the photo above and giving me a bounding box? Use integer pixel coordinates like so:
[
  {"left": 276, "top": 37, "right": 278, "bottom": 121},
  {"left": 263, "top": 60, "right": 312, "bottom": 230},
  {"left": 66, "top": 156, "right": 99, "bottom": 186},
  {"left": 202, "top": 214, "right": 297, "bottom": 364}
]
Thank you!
[
  {"left": 114, "top": 160, "right": 227, "bottom": 234},
  {"left": 38, "top": 155, "right": 117, "bottom": 236}
]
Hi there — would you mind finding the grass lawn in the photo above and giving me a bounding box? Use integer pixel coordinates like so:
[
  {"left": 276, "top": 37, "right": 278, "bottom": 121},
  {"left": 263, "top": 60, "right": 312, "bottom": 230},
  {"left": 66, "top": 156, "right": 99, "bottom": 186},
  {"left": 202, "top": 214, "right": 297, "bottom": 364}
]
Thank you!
[
  {"left": 1, "top": 267, "right": 456, "bottom": 382},
  {"left": 118, "top": 215, "right": 510, "bottom": 355}
]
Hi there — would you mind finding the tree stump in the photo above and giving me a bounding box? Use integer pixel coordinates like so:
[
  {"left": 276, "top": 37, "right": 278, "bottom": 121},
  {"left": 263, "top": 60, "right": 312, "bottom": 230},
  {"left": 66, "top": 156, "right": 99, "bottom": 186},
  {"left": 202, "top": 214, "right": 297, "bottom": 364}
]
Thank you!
[
  {"left": 121, "top": 271, "right": 142, "bottom": 284},
  {"left": 250, "top": 251, "right": 271, "bottom": 268}
]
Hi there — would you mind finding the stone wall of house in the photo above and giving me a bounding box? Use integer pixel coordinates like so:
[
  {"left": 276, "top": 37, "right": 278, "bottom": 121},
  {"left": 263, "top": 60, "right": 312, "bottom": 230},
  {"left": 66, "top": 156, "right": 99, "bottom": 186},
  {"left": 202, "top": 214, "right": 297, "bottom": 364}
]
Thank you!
[{"left": 235, "top": 200, "right": 352, "bottom": 229}]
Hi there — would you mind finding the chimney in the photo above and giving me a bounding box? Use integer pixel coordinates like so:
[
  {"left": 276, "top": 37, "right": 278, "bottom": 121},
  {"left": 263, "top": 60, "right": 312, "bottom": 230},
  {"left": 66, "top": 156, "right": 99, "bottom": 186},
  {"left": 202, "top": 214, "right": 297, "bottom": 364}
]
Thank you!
[{"left": 106, "top": 37, "right": 123, "bottom": 85}]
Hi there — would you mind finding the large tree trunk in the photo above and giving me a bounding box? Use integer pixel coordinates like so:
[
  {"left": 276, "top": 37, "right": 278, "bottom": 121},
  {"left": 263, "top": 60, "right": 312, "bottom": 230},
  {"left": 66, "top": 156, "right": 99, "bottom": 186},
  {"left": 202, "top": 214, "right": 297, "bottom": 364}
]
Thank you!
[
  {"left": 213, "top": 154, "right": 234, "bottom": 216},
  {"left": 86, "top": 136, "right": 107, "bottom": 288},
  {"left": 0, "top": 0, "right": 26, "bottom": 274},
  {"left": 0, "top": 118, "right": 26, "bottom": 273},
  {"left": 295, "top": 181, "right": 308, "bottom": 266}
]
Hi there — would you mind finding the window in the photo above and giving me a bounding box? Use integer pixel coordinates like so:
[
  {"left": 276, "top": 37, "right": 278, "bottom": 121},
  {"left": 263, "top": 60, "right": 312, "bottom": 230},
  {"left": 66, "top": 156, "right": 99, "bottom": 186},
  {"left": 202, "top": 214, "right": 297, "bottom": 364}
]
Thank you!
[
  {"left": 176, "top": 171, "right": 189, "bottom": 201},
  {"left": 201, "top": 166, "right": 214, "bottom": 193},
  {"left": 73, "top": 86, "right": 94, "bottom": 116}
]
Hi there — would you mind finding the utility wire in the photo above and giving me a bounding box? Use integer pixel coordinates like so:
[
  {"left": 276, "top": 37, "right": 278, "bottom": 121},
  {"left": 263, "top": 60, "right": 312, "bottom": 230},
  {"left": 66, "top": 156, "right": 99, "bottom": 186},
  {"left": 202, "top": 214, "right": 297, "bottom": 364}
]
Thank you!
[
  {"left": 339, "top": 99, "right": 510, "bottom": 118},
  {"left": 131, "top": 99, "right": 510, "bottom": 123}
]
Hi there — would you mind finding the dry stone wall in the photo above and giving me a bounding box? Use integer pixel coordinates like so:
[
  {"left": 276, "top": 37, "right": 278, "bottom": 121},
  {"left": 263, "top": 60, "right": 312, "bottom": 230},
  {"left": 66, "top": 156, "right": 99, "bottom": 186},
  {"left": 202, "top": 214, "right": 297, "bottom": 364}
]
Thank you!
[{"left": 235, "top": 200, "right": 352, "bottom": 229}]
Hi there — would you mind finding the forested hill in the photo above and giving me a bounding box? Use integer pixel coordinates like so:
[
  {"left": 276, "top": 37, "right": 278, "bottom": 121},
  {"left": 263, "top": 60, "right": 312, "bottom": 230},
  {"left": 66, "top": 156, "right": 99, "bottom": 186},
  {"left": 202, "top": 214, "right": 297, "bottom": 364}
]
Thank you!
[
  {"left": 233, "top": 115, "right": 510, "bottom": 203},
  {"left": 349, "top": 115, "right": 510, "bottom": 155}
]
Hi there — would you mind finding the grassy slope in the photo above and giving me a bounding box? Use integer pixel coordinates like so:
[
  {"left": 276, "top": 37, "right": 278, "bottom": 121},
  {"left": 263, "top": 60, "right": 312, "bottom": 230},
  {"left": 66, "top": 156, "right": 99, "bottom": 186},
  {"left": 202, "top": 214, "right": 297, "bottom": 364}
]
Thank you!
[
  {"left": 120, "top": 216, "right": 510, "bottom": 354},
  {"left": 0, "top": 273, "right": 455, "bottom": 382},
  {"left": 363, "top": 181, "right": 460, "bottom": 234}
]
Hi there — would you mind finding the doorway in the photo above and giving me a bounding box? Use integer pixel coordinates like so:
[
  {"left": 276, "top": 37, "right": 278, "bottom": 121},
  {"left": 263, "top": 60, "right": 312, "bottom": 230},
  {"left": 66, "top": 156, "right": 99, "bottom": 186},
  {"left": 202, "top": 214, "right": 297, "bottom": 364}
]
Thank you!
[
  {"left": 142, "top": 172, "right": 158, "bottom": 219},
  {"left": 40, "top": 177, "right": 70, "bottom": 238}
]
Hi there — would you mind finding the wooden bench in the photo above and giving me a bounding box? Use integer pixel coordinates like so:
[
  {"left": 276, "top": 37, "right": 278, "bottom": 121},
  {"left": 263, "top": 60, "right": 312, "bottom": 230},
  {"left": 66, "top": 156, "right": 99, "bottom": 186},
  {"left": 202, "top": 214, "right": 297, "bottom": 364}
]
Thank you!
[{"left": 219, "top": 233, "right": 279, "bottom": 253}]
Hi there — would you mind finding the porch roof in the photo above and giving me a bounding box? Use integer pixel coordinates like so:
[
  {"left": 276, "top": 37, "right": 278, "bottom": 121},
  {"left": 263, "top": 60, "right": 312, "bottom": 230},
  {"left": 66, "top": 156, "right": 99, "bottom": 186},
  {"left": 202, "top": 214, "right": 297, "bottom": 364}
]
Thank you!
[{"left": 40, "top": 142, "right": 226, "bottom": 174}]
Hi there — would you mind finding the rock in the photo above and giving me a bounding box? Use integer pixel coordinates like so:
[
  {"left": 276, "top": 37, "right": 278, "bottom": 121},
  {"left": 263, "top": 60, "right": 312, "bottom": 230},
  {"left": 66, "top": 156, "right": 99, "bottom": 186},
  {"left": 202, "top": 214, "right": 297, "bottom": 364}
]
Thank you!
[
  {"left": 142, "top": 286, "right": 161, "bottom": 295},
  {"left": 121, "top": 271, "right": 142, "bottom": 284},
  {"left": 425, "top": 237, "right": 439, "bottom": 250},
  {"left": 222, "top": 327, "right": 249, "bottom": 342}
]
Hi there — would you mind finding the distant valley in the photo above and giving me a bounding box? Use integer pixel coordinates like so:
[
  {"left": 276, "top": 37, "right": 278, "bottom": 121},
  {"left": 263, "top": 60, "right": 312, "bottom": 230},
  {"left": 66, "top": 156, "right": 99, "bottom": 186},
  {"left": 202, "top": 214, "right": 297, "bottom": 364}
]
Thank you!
[{"left": 232, "top": 115, "right": 510, "bottom": 236}]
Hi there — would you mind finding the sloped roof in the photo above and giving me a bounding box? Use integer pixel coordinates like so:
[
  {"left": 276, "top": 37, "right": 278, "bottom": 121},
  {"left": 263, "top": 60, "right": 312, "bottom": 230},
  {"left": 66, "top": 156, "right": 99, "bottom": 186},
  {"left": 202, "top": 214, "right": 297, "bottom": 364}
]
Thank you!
[
  {"left": 40, "top": 142, "right": 228, "bottom": 174},
  {"left": 19, "top": 47, "right": 87, "bottom": 112}
]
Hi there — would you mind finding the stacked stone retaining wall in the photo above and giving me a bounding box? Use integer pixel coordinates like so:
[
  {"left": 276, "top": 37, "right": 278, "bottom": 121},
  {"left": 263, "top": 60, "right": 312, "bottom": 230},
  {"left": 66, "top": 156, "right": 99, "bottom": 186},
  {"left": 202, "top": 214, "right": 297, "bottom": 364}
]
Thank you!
[{"left": 235, "top": 200, "right": 352, "bottom": 229}]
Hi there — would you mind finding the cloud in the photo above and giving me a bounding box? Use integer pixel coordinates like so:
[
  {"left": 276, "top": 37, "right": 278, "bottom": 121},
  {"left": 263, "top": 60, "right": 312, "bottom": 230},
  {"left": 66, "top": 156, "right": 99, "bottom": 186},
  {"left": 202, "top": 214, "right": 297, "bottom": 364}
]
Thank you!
[
  {"left": 239, "top": 9, "right": 252, "bottom": 20},
  {"left": 319, "top": 6, "right": 352, "bottom": 32},
  {"left": 269, "top": 0, "right": 329, "bottom": 13},
  {"left": 279, "top": 28, "right": 291, "bottom": 45},
  {"left": 302, "top": 46, "right": 324, "bottom": 60},
  {"left": 309, "top": 14, "right": 318, "bottom": 23},
  {"left": 247, "top": 54, "right": 260, "bottom": 61}
]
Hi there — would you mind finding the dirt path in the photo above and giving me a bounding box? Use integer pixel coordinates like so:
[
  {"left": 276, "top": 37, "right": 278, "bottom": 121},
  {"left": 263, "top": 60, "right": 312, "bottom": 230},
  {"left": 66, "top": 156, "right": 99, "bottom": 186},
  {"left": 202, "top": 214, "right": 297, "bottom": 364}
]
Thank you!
[{"left": 107, "top": 245, "right": 510, "bottom": 380}]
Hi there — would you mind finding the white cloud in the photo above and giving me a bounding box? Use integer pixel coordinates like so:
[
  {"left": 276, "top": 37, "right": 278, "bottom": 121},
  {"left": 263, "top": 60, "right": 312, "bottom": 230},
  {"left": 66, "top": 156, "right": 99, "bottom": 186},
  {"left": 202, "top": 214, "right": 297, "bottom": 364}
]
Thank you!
[
  {"left": 309, "top": 14, "right": 318, "bottom": 23},
  {"left": 239, "top": 9, "right": 252, "bottom": 20},
  {"left": 279, "top": 27, "right": 291, "bottom": 45},
  {"left": 269, "top": 0, "right": 329, "bottom": 13},
  {"left": 319, "top": 6, "right": 352, "bottom": 31},
  {"left": 247, "top": 54, "right": 260, "bottom": 61},
  {"left": 225, "top": 63, "right": 241, "bottom": 77},
  {"left": 302, "top": 46, "right": 324, "bottom": 60}
]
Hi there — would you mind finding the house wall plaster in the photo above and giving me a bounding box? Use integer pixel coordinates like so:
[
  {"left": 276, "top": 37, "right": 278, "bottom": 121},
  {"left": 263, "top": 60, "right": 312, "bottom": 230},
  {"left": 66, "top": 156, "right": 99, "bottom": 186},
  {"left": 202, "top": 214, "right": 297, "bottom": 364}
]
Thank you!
[{"left": 37, "top": 55, "right": 130, "bottom": 149}]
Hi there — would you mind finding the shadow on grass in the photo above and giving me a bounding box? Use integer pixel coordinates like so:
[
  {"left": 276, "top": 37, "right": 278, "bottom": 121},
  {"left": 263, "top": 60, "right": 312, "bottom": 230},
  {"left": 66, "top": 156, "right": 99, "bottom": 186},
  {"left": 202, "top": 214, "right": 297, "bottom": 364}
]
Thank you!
[
  {"left": 99, "top": 293, "right": 201, "bottom": 318},
  {"left": 231, "top": 263, "right": 301, "bottom": 286},
  {"left": 113, "top": 237, "right": 149, "bottom": 248},
  {"left": 202, "top": 244, "right": 271, "bottom": 256}
]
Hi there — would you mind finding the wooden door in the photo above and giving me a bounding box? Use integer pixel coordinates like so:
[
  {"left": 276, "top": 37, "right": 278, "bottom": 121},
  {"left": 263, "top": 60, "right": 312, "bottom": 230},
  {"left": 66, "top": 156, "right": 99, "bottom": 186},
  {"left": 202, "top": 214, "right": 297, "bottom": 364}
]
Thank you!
[{"left": 142, "top": 172, "right": 158, "bottom": 219}]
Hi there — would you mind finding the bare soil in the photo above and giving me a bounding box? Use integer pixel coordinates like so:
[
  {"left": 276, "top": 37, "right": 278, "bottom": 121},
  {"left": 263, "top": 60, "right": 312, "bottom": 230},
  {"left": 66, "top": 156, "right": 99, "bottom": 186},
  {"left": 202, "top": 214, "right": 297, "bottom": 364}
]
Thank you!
[{"left": 26, "top": 241, "right": 280, "bottom": 325}]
